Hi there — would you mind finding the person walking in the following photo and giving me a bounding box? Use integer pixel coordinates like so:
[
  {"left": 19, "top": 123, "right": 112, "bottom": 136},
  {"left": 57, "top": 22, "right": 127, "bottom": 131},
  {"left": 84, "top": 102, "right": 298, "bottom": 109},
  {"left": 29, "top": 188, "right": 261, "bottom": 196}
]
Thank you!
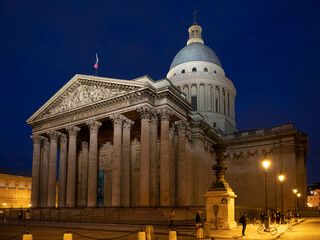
[
  {"left": 239, "top": 212, "right": 248, "bottom": 236},
  {"left": 18, "top": 210, "right": 23, "bottom": 224},
  {"left": 276, "top": 211, "right": 281, "bottom": 225},
  {"left": 195, "top": 210, "right": 202, "bottom": 228},
  {"left": 260, "top": 210, "right": 265, "bottom": 224},
  {"left": 169, "top": 210, "right": 175, "bottom": 230},
  {"left": 286, "top": 210, "right": 292, "bottom": 230},
  {"left": 25, "top": 209, "right": 30, "bottom": 224}
]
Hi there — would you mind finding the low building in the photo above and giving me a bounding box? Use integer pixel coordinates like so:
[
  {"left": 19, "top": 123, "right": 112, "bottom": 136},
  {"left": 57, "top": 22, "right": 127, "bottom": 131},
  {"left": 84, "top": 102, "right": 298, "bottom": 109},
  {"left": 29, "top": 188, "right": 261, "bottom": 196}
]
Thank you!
[
  {"left": 307, "top": 189, "right": 320, "bottom": 208},
  {"left": 0, "top": 169, "right": 32, "bottom": 208}
]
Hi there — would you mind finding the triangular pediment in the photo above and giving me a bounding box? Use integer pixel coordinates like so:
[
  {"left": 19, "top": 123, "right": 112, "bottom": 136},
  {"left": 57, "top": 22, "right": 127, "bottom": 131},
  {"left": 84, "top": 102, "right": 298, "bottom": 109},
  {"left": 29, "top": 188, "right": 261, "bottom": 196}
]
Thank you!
[{"left": 27, "top": 74, "right": 146, "bottom": 123}]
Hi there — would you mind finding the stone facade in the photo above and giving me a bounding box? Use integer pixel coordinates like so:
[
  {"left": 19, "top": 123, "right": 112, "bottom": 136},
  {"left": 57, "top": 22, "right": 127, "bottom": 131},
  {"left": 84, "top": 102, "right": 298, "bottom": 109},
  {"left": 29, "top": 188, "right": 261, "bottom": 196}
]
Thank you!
[
  {"left": 27, "top": 19, "right": 309, "bottom": 211},
  {"left": 0, "top": 171, "right": 31, "bottom": 208}
]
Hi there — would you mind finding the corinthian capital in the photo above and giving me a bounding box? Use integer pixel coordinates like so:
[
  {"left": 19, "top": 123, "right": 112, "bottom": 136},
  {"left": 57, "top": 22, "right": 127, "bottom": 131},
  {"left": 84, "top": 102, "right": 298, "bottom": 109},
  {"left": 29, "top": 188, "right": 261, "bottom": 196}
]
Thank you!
[
  {"left": 86, "top": 120, "right": 102, "bottom": 132},
  {"left": 137, "top": 106, "right": 151, "bottom": 120},
  {"left": 82, "top": 141, "right": 88, "bottom": 150},
  {"left": 110, "top": 114, "right": 125, "bottom": 127},
  {"left": 158, "top": 108, "right": 172, "bottom": 121},
  {"left": 60, "top": 134, "right": 68, "bottom": 144},
  {"left": 42, "top": 138, "right": 50, "bottom": 148},
  {"left": 123, "top": 117, "right": 134, "bottom": 130},
  {"left": 30, "top": 134, "right": 44, "bottom": 144},
  {"left": 176, "top": 120, "right": 188, "bottom": 132},
  {"left": 66, "top": 125, "right": 81, "bottom": 137},
  {"left": 47, "top": 130, "right": 61, "bottom": 141},
  {"left": 150, "top": 110, "right": 158, "bottom": 125}
]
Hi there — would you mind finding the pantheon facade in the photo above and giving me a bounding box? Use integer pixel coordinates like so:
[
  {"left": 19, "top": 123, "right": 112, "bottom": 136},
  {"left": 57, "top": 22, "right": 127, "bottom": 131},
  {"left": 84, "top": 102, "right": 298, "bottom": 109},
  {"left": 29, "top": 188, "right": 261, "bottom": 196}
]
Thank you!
[{"left": 27, "top": 19, "right": 308, "bottom": 210}]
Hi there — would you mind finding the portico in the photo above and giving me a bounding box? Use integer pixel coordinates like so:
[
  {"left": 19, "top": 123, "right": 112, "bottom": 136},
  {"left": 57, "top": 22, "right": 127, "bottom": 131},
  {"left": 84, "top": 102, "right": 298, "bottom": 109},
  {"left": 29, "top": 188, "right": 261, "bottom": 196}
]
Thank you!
[{"left": 28, "top": 74, "right": 218, "bottom": 208}]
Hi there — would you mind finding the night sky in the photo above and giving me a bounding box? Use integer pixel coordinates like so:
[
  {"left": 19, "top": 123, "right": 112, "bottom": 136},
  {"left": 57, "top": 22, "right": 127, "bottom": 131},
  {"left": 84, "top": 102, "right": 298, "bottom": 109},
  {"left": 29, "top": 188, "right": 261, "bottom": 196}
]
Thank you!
[{"left": 0, "top": 1, "right": 319, "bottom": 184}]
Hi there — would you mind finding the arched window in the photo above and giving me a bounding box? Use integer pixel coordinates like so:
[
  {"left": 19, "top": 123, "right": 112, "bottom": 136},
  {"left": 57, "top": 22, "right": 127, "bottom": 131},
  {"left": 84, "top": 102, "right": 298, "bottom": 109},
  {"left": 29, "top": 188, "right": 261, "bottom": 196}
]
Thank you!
[
  {"left": 192, "top": 67, "right": 197, "bottom": 72},
  {"left": 214, "top": 70, "right": 217, "bottom": 74},
  {"left": 192, "top": 30, "right": 194, "bottom": 35},
  {"left": 204, "top": 68, "right": 208, "bottom": 72},
  {"left": 181, "top": 69, "right": 185, "bottom": 73}
]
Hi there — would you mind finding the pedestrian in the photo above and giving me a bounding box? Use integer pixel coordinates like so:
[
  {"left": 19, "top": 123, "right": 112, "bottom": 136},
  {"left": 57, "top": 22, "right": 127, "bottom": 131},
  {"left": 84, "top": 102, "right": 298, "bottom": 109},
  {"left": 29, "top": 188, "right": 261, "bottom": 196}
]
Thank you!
[
  {"left": 276, "top": 211, "right": 281, "bottom": 225},
  {"left": 271, "top": 211, "right": 276, "bottom": 224},
  {"left": 260, "top": 210, "right": 265, "bottom": 224},
  {"left": 18, "top": 210, "right": 23, "bottom": 224},
  {"left": 195, "top": 210, "right": 202, "bottom": 228},
  {"left": 25, "top": 209, "right": 30, "bottom": 224},
  {"left": 169, "top": 209, "right": 175, "bottom": 230},
  {"left": 239, "top": 212, "right": 248, "bottom": 236},
  {"left": 286, "top": 210, "right": 292, "bottom": 230}
]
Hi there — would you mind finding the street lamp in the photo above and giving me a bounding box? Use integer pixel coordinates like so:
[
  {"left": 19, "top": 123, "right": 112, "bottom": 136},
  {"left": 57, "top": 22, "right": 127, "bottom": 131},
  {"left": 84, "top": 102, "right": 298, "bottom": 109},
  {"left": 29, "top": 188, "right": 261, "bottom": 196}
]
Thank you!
[
  {"left": 278, "top": 173, "right": 285, "bottom": 222},
  {"left": 262, "top": 158, "right": 270, "bottom": 228},
  {"left": 297, "top": 193, "right": 301, "bottom": 219},
  {"left": 293, "top": 186, "right": 298, "bottom": 215}
]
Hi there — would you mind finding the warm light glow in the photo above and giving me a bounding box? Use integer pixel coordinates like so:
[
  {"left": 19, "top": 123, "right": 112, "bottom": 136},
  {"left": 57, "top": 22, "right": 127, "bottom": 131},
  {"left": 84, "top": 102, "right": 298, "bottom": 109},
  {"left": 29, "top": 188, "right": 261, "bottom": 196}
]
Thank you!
[
  {"left": 3, "top": 203, "right": 6, "bottom": 206},
  {"left": 28, "top": 204, "right": 31, "bottom": 207},
  {"left": 307, "top": 203, "right": 312, "bottom": 207},
  {"left": 278, "top": 175, "right": 285, "bottom": 182},
  {"left": 262, "top": 159, "right": 270, "bottom": 170},
  {"left": 293, "top": 188, "right": 298, "bottom": 194},
  {"left": 297, "top": 193, "right": 301, "bottom": 197}
]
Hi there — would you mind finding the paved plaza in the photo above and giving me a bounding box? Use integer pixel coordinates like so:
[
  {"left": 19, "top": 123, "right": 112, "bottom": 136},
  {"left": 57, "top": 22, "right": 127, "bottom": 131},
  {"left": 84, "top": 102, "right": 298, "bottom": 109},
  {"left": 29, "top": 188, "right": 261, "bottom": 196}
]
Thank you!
[{"left": 0, "top": 218, "right": 315, "bottom": 240}]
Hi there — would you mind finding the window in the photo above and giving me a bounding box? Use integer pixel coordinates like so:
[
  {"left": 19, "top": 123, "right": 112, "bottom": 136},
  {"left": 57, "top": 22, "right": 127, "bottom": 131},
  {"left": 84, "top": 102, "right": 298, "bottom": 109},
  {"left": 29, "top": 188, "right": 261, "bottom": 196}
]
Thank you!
[
  {"left": 191, "top": 96, "right": 197, "bottom": 111},
  {"left": 204, "top": 68, "right": 208, "bottom": 72},
  {"left": 8, "top": 182, "right": 15, "bottom": 189},
  {"left": 214, "top": 70, "right": 217, "bottom": 73},
  {"left": 181, "top": 69, "right": 185, "bottom": 73},
  {"left": 192, "top": 67, "right": 197, "bottom": 72}
]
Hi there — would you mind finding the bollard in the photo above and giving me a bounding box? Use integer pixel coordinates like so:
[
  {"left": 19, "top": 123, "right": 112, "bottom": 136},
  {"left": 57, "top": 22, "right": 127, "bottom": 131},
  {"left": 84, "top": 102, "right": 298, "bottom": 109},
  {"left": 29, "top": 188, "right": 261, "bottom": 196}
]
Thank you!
[
  {"left": 169, "top": 230, "right": 177, "bottom": 240},
  {"left": 196, "top": 228, "right": 203, "bottom": 239},
  {"left": 145, "top": 225, "right": 153, "bottom": 240},
  {"left": 23, "top": 231, "right": 33, "bottom": 240},
  {"left": 138, "top": 231, "right": 146, "bottom": 240}
]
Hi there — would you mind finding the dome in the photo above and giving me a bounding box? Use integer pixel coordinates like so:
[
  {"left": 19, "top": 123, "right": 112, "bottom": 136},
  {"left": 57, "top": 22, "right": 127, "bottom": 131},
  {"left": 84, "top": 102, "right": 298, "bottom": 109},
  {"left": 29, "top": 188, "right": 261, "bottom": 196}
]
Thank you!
[{"left": 170, "top": 42, "right": 222, "bottom": 70}]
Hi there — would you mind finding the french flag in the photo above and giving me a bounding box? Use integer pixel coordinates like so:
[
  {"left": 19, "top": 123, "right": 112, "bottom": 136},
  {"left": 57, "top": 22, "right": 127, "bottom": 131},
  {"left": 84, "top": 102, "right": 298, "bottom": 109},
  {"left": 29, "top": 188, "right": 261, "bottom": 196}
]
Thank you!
[{"left": 94, "top": 53, "right": 99, "bottom": 69}]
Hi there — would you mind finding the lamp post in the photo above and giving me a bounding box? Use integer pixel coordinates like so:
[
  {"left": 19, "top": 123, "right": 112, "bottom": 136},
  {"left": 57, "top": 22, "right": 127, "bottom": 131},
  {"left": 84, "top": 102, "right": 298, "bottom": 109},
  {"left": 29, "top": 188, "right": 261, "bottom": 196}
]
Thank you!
[
  {"left": 262, "top": 158, "right": 270, "bottom": 228},
  {"left": 297, "top": 193, "right": 301, "bottom": 219},
  {"left": 293, "top": 187, "right": 298, "bottom": 215},
  {"left": 278, "top": 173, "right": 285, "bottom": 222}
]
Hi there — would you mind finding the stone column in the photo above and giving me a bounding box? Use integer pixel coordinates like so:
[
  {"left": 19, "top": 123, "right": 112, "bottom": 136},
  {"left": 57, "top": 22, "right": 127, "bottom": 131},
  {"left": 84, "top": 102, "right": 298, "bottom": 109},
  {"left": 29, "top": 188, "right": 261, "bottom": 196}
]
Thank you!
[
  {"left": 80, "top": 142, "right": 89, "bottom": 207},
  {"left": 137, "top": 106, "right": 151, "bottom": 206},
  {"left": 149, "top": 110, "right": 158, "bottom": 206},
  {"left": 205, "top": 84, "right": 208, "bottom": 111},
  {"left": 213, "top": 86, "right": 216, "bottom": 112},
  {"left": 58, "top": 134, "right": 68, "bottom": 207},
  {"left": 159, "top": 108, "right": 172, "bottom": 206},
  {"left": 40, "top": 138, "right": 49, "bottom": 207},
  {"left": 110, "top": 114, "right": 123, "bottom": 207},
  {"left": 197, "top": 84, "right": 200, "bottom": 111},
  {"left": 188, "top": 85, "right": 191, "bottom": 102},
  {"left": 225, "top": 90, "right": 229, "bottom": 116},
  {"left": 177, "top": 120, "right": 187, "bottom": 206},
  {"left": 30, "top": 134, "right": 43, "bottom": 208},
  {"left": 122, "top": 117, "right": 134, "bottom": 206},
  {"left": 47, "top": 130, "right": 61, "bottom": 208},
  {"left": 66, "top": 125, "right": 80, "bottom": 207},
  {"left": 169, "top": 124, "right": 176, "bottom": 206},
  {"left": 219, "top": 87, "right": 223, "bottom": 114},
  {"left": 86, "top": 120, "right": 102, "bottom": 207}
]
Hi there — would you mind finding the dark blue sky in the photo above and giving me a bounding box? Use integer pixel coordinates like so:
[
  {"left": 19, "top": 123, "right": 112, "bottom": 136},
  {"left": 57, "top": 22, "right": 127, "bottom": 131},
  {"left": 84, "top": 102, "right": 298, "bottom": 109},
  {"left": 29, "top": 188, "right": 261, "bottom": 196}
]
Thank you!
[{"left": 0, "top": 0, "right": 319, "bottom": 184}]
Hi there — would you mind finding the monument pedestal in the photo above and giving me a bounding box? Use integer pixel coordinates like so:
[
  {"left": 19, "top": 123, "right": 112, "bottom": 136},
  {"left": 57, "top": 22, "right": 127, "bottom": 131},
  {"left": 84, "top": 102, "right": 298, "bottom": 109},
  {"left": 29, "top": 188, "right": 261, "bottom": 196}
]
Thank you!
[{"left": 204, "top": 190, "right": 237, "bottom": 230}]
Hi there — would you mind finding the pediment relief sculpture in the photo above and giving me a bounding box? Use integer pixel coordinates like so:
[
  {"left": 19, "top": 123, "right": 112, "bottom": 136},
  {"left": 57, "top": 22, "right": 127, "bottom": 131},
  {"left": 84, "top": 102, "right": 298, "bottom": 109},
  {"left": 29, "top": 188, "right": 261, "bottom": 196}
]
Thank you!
[{"left": 39, "top": 84, "right": 128, "bottom": 119}]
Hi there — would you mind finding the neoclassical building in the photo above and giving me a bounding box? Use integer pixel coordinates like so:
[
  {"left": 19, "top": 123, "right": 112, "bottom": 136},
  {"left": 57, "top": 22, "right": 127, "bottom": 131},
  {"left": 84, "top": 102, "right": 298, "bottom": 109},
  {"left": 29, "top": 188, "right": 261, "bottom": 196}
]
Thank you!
[{"left": 27, "top": 18, "right": 308, "bottom": 211}]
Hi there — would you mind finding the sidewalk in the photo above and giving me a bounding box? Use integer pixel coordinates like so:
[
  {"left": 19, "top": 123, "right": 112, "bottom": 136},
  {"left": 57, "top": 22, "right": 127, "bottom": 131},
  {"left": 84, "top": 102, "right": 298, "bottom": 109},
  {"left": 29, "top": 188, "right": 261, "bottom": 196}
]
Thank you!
[
  {"left": 210, "top": 219, "right": 305, "bottom": 239},
  {"left": 2, "top": 218, "right": 305, "bottom": 239}
]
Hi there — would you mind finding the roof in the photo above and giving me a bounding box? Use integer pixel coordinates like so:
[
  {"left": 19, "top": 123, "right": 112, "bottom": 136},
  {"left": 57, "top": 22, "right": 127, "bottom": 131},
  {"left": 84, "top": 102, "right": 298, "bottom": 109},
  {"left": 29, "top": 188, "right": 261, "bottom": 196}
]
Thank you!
[
  {"left": 0, "top": 168, "right": 32, "bottom": 177},
  {"left": 170, "top": 42, "right": 222, "bottom": 69}
]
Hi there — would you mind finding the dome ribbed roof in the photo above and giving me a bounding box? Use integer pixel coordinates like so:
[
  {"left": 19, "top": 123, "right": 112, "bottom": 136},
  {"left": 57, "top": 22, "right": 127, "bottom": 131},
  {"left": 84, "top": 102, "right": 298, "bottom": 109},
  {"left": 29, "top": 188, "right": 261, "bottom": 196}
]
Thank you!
[{"left": 170, "top": 42, "right": 222, "bottom": 69}]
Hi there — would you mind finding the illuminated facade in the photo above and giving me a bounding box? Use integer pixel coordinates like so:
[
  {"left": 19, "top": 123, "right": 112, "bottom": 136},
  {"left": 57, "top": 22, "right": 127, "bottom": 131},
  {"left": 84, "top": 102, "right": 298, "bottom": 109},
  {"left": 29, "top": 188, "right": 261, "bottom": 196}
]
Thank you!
[
  {"left": 0, "top": 169, "right": 32, "bottom": 208},
  {"left": 27, "top": 18, "right": 309, "bottom": 210},
  {"left": 307, "top": 189, "right": 320, "bottom": 208}
]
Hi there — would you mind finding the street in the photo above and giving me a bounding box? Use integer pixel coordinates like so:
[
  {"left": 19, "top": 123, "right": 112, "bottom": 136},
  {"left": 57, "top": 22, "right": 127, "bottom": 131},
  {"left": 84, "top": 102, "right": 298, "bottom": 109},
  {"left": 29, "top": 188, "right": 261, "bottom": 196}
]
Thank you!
[{"left": 279, "top": 218, "right": 320, "bottom": 240}]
